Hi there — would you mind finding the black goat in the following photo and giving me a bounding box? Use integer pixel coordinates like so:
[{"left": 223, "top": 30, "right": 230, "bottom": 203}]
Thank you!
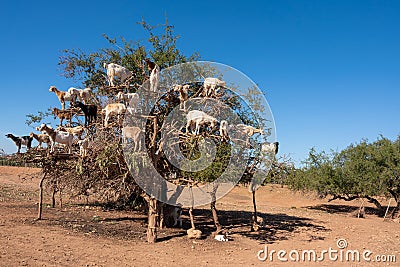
[
  {"left": 73, "top": 101, "right": 97, "bottom": 126},
  {"left": 5, "top": 134, "right": 33, "bottom": 153}
]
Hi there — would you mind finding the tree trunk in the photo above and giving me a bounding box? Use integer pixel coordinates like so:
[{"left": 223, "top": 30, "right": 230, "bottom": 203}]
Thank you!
[
  {"left": 37, "top": 172, "right": 46, "bottom": 220},
  {"left": 210, "top": 200, "right": 222, "bottom": 234},
  {"left": 147, "top": 197, "right": 158, "bottom": 243},
  {"left": 365, "top": 196, "right": 384, "bottom": 216},
  {"left": 189, "top": 207, "right": 195, "bottom": 229},
  {"left": 210, "top": 183, "right": 222, "bottom": 234},
  {"left": 159, "top": 204, "right": 165, "bottom": 229},
  {"left": 51, "top": 188, "right": 56, "bottom": 208},
  {"left": 251, "top": 190, "right": 257, "bottom": 231},
  {"left": 390, "top": 200, "right": 400, "bottom": 219},
  {"left": 59, "top": 189, "right": 63, "bottom": 208},
  {"left": 387, "top": 189, "right": 400, "bottom": 219}
]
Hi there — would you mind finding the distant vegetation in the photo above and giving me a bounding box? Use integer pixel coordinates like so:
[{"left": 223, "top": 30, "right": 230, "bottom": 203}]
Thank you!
[{"left": 287, "top": 135, "right": 400, "bottom": 218}]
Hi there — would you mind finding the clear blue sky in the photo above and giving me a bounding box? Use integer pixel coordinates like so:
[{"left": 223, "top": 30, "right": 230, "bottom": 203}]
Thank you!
[{"left": 1, "top": 0, "right": 399, "bottom": 164}]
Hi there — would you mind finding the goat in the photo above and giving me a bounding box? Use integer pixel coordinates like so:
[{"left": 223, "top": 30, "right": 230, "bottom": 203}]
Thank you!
[
  {"left": 52, "top": 107, "right": 75, "bottom": 126},
  {"left": 68, "top": 87, "right": 92, "bottom": 104},
  {"left": 116, "top": 92, "right": 140, "bottom": 112},
  {"left": 144, "top": 58, "right": 157, "bottom": 72},
  {"left": 29, "top": 132, "right": 51, "bottom": 149},
  {"left": 103, "top": 63, "right": 133, "bottom": 87},
  {"left": 49, "top": 86, "right": 77, "bottom": 110},
  {"left": 186, "top": 110, "right": 218, "bottom": 135},
  {"left": 174, "top": 84, "right": 189, "bottom": 111},
  {"left": 202, "top": 77, "right": 226, "bottom": 97},
  {"left": 121, "top": 126, "right": 142, "bottom": 151},
  {"left": 219, "top": 120, "right": 229, "bottom": 141},
  {"left": 261, "top": 141, "right": 279, "bottom": 155},
  {"left": 171, "top": 206, "right": 182, "bottom": 227},
  {"left": 248, "top": 141, "right": 279, "bottom": 231},
  {"left": 236, "top": 124, "right": 264, "bottom": 137},
  {"left": 5, "top": 134, "right": 33, "bottom": 153},
  {"left": 77, "top": 138, "right": 89, "bottom": 157},
  {"left": 161, "top": 204, "right": 182, "bottom": 228},
  {"left": 72, "top": 101, "right": 97, "bottom": 126},
  {"left": 215, "top": 233, "right": 229, "bottom": 242},
  {"left": 103, "top": 103, "right": 126, "bottom": 127},
  {"left": 187, "top": 228, "right": 202, "bottom": 239},
  {"left": 57, "top": 126, "right": 85, "bottom": 140},
  {"left": 38, "top": 124, "right": 73, "bottom": 154},
  {"left": 150, "top": 64, "right": 160, "bottom": 92}
]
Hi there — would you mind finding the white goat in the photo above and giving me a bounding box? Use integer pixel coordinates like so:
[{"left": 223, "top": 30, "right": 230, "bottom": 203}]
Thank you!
[
  {"left": 103, "top": 103, "right": 126, "bottom": 127},
  {"left": 186, "top": 110, "right": 218, "bottom": 135},
  {"left": 57, "top": 126, "right": 85, "bottom": 140},
  {"left": 116, "top": 92, "right": 140, "bottom": 112},
  {"left": 104, "top": 63, "right": 133, "bottom": 87},
  {"left": 121, "top": 126, "right": 142, "bottom": 151},
  {"left": 150, "top": 65, "right": 160, "bottom": 92},
  {"left": 174, "top": 84, "right": 189, "bottom": 111},
  {"left": 78, "top": 138, "right": 89, "bottom": 157},
  {"left": 236, "top": 124, "right": 264, "bottom": 137},
  {"left": 38, "top": 124, "right": 73, "bottom": 154},
  {"left": 202, "top": 77, "right": 226, "bottom": 97},
  {"left": 261, "top": 142, "right": 279, "bottom": 155},
  {"left": 219, "top": 120, "right": 229, "bottom": 141},
  {"left": 68, "top": 87, "right": 92, "bottom": 104}
]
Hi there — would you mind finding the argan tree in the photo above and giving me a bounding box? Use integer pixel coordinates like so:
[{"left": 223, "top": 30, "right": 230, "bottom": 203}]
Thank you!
[
  {"left": 25, "top": 18, "right": 278, "bottom": 243},
  {"left": 288, "top": 136, "right": 400, "bottom": 218}
]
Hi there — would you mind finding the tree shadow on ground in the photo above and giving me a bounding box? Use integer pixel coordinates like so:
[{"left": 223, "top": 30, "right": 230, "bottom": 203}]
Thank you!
[
  {"left": 305, "top": 204, "right": 380, "bottom": 216},
  {"left": 188, "top": 209, "right": 329, "bottom": 244},
  {"left": 32, "top": 202, "right": 329, "bottom": 244}
]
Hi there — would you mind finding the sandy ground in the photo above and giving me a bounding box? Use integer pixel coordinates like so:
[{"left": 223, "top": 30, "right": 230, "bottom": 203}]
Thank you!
[{"left": 0, "top": 166, "right": 399, "bottom": 266}]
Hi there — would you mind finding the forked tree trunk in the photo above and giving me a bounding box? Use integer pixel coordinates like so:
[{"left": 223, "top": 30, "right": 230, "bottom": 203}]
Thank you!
[{"left": 37, "top": 172, "right": 46, "bottom": 220}]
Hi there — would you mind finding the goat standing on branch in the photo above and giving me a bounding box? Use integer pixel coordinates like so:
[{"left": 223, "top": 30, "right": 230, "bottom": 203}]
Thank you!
[
  {"left": 104, "top": 63, "right": 133, "bottom": 87},
  {"left": 219, "top": 120, "right": 229, "bottom": 141},
  {"left": 78, "top": 138, "right": 89, "bottom": 157},
  {"left": 103, "top": 103, "right": 126, "bottom": 127},
  {"left": 174, "top": 84, "right": 189, "bottom": 111},
  {"left": 143, "top": 58, "right": 159, "bottom": 92},
  {"left": 186, "top": 110, "right": 218, "bottom": 135},
  {"left": 49, "top": 86, "right": 77, "bottom": 110},
  {"left": 68, "top": 87, "right": 92, "bottom": 104},
  {"left": 116, "top": 92, "right": 140, "bottom": 112},
  {"left": 150, "top": 64, "right": 160, "bottom": 92},
  {"left": 38, "top": 124, "right": 73, "bottom": 154},
  {"left": 72, "top": 101, "right": 97, "bottom": 126},
  {"left": 201, "top": 77, "right": 226, "bottom": 97},
  {"left": 52, "top": 107, "right": 75, "bottom": 126},
  {"left": 5, "top": 134, "right": 33, "bottom": 153},
  {"left": 57, "top": 126, "right": 85, "bottom": 140},
  {"left": 122, "top": 126, "right": 142, "bottom": 152},
  {"left": 30, "top": 132, "right": 51, "bottom": 149},
  {"left": 236, "top": 124, "right": 264, "bottom": 137}
]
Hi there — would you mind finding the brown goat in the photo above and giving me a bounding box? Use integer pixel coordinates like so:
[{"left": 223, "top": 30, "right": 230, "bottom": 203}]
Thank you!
[{"left": 52, "top": 107, "right": 75, "bottom": 126}]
